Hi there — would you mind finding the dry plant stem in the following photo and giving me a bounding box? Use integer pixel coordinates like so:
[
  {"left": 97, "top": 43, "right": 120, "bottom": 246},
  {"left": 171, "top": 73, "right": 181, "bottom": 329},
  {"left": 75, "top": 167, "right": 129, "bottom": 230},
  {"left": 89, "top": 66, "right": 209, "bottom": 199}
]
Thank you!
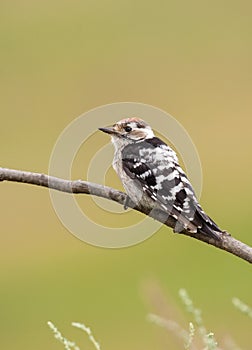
[{"left": 1, "top": 167, "right": 252, "bottom": 264}]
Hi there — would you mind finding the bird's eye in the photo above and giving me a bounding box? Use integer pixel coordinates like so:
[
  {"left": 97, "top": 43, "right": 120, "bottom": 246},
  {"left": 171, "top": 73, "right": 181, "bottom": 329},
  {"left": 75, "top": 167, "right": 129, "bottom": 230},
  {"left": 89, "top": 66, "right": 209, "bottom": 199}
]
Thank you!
[{"left": 125, "top": 126, "right": 132, "bottom": 132}]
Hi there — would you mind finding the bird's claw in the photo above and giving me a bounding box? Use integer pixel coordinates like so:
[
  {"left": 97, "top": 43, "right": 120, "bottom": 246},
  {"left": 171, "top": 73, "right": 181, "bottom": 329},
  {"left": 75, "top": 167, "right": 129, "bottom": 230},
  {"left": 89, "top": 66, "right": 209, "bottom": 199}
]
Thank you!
[{"left": 123, "top": 195, "right": 131, "bottom": 210}]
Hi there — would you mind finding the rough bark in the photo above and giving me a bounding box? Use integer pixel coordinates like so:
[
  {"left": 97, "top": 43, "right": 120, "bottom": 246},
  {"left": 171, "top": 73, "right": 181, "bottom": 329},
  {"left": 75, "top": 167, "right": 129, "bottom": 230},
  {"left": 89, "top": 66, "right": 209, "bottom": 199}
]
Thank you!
[{"left": 1, "top": 167, "right": 251, "bottom": 264}]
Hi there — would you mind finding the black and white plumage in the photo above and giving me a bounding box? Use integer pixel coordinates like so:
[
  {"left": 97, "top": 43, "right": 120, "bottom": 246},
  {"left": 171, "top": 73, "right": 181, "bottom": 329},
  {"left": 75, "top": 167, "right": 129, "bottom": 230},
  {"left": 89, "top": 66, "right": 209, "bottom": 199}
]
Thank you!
[{"left": 99, "top": 118, "right": 223, "bottom": 240}]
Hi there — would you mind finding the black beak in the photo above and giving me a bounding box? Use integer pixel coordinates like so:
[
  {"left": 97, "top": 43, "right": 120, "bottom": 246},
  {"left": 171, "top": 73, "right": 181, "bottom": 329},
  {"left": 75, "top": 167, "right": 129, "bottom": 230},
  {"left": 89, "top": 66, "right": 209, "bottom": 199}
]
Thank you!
[{"left": 98, "top": 126, "right": 116, "bottom": 135}]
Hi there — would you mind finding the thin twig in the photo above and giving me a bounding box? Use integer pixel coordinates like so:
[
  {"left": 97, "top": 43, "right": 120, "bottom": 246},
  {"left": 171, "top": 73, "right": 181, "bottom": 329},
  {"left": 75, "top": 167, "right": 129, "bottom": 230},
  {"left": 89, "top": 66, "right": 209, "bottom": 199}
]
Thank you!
[{"left": 1, "top": 167, "right": 252, "bottom": 264}]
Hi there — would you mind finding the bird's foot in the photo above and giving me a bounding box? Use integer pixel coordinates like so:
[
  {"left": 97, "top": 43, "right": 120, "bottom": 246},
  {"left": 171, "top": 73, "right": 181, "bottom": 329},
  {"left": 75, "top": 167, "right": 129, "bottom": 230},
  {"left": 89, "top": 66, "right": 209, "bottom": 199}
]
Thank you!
[{"left": 123, "top": 195, "right": 131, "bottom": 210}]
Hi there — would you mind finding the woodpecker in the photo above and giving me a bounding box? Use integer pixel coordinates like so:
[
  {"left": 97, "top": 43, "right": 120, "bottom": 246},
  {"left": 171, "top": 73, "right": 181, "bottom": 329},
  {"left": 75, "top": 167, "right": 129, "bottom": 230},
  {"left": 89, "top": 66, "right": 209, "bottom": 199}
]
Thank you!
[{"left": 99, "top": 117, "right": 224, "bottom": 240}]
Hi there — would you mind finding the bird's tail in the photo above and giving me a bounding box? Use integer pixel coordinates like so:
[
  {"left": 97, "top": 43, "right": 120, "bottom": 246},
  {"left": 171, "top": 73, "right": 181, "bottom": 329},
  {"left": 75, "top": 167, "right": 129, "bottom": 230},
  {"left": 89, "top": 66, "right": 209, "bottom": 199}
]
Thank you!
[
  {"left": 198, "top": 222, "right": 222, "bottom": 240},
  {"left": 196, "top": 207, "right": 223, "bottom": 240}
]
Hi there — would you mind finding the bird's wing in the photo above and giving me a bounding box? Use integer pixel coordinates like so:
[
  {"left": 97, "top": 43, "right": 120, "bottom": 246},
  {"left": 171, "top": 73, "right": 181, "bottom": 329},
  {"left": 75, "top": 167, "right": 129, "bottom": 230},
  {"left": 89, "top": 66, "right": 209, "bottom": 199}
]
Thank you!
[
  {"left": 122, "top": 138, "right": 222, "bottom": 239},
  {"left": 122, "top": 155, "right": 196, "bottom": 230},
  {"left": 122, "top": 139, "right": 199, "bottom": 231}
]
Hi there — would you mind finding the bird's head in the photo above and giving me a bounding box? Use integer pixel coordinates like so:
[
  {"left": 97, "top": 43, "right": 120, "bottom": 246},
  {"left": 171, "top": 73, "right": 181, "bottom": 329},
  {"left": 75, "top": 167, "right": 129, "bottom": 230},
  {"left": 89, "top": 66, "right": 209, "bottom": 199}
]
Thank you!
[{"left": 99, "top": 118, "right": 154, "bottom": 147}]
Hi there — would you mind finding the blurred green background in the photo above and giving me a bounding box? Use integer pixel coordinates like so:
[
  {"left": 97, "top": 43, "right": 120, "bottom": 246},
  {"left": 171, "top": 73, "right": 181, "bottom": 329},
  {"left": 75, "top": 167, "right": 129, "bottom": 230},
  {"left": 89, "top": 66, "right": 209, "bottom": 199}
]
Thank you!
[{"left": 1, "top": 0, "right": 252, "bottom": 349}]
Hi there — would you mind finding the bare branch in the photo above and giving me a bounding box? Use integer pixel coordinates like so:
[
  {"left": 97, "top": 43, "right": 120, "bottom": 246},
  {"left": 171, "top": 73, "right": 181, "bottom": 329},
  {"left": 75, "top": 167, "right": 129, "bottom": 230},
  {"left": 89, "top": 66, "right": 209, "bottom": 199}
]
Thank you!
[{"left": 1, "top": 167, "right": 251, "bottom": 264}]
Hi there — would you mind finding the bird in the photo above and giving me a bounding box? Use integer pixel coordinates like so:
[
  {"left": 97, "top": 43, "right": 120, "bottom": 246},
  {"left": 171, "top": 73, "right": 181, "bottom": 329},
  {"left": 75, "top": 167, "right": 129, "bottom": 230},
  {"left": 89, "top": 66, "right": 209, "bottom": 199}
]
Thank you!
[{"left": 99, "top": 117, "right": 224, "bottom": 240}]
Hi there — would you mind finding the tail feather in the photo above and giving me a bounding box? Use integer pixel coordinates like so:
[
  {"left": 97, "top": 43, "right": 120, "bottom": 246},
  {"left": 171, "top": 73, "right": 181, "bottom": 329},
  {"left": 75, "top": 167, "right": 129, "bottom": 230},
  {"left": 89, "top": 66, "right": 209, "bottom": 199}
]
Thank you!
[
  {"left": 198, "top": 222, "right": 222, "bottom": 240},
  {"left": 190, "top": 206, "right": 223, "bottom": 240}
]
